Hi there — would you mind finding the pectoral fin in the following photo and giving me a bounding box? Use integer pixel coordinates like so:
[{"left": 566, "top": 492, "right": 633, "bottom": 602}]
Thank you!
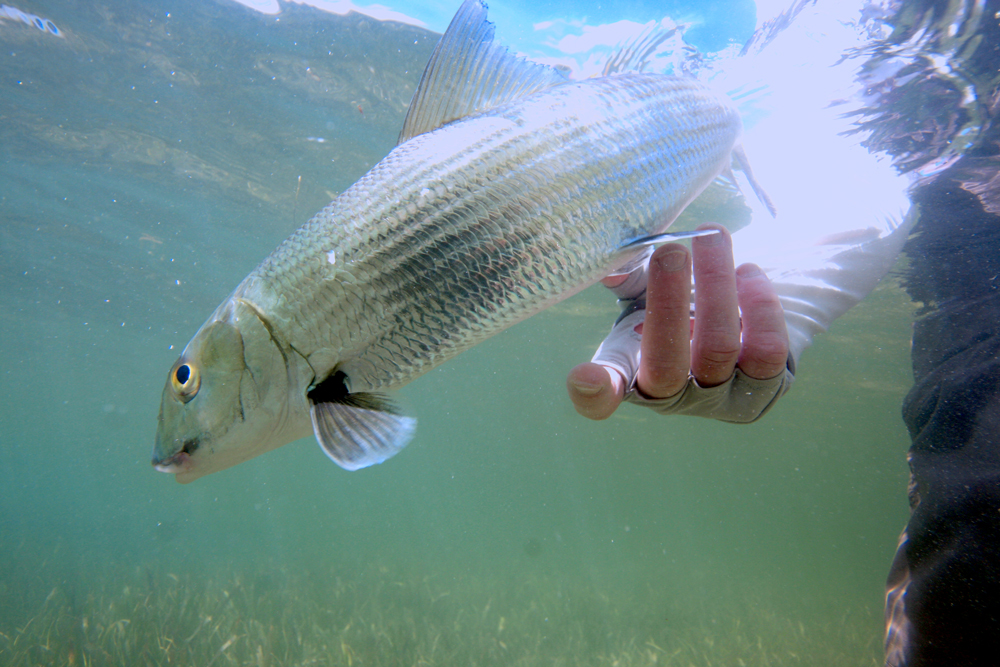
[{"left": 307, "top": 372, "right": 416, "bottom": 471}]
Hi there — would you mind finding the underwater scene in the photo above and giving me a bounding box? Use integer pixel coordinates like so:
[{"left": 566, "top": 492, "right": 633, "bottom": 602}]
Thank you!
[{"left": 5, "top": 0, "right": 992, "bottom": 664}]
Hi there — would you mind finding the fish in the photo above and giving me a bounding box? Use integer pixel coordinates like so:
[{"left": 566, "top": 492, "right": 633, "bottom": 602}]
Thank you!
[{"left": 152, "top": 0, "right": 766, "bottom": 483}]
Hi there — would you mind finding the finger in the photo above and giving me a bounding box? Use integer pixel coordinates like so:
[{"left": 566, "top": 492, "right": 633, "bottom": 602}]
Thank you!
[
  {"left": 691, "top": 224, "right": 741, "bottom": 387},
  {"left": 735, "top": 263, "right": 789, "bottom": 379},
  {"left": 637, "top": 244, "right": 692, "bottom": 398},
  {"left": 567, "top": 362, "right": 625, "bottom": 420}
]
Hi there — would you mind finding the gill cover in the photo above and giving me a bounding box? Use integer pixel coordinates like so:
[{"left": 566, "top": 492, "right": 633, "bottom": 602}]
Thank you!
[
  {"left": 153, "top": 299, "right": 304, "bottom": 483},
  {"left": 153, "top": 317, "right": 247, "bottom": 472}
]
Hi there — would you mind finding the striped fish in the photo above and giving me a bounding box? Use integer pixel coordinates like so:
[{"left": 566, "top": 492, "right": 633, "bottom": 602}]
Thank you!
[{"left": 152, "top": 0, "right": 764, "bottom": 483}]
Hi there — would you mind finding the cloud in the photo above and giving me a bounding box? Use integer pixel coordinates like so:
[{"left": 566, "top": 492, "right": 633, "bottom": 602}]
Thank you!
[{"left": 547, "top": 19, "right": 654, "bottom": 54}]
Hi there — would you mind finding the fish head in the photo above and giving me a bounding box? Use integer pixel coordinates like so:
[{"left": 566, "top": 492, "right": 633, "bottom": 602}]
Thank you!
[{"left": 152, "top": 300, "right": 304, "bottom": 483}]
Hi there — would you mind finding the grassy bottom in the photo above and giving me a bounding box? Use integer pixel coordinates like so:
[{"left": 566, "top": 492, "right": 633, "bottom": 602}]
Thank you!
[{"left": 0, "top": 558, "right": 885, "bottom": 667}]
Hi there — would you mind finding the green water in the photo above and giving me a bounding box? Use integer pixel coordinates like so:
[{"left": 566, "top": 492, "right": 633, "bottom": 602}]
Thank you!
[{"left": 1, "top": 1, "right": 913, "bottom": 664}]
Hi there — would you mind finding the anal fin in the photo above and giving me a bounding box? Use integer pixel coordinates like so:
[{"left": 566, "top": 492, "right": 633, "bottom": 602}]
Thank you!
[{"left": 308, "top": 372, "right": 416, "bottom": 471}]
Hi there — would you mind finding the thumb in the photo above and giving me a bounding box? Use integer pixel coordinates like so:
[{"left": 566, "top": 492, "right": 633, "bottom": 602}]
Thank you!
[{"left": 567, "top": 362, "right": 625, "bottom": 420}]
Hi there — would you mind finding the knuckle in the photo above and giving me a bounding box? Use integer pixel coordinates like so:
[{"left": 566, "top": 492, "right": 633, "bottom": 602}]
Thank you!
[
  {"left": 696, "top": 264, "right": 736, "bottom": 285},
  {"left": 695, "top": 331, "right": 741, "bottom": 364},
  {"left": 743, "top": 333, "right": 790, "bottom": 368},
  {"left": 640, "top": 363, "right": 688, "bottom": 397},
  {"left": 700, "top": 349, "right": 740, "bottom": 367},
  {"left": 744, "top": 289, "right": 783, "bottom": 311}
]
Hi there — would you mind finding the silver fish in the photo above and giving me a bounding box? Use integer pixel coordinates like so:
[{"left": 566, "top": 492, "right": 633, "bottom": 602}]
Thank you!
[{"left": 152, "top": 0, "right": 760, "bottom": 483}]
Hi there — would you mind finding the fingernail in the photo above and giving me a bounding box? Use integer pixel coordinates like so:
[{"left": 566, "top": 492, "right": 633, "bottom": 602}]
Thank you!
[
  {"left": 737, "top": 264, "right": 763, "bottom": 278},
  {"left": 694, "top": 229, "right": 723, "bottom": 246},
  {"left": 570, "top": 379, "right": 604, "bottom": 396},
  {"left": 657, "top": 249, "right": 687, "bottom": 272}
]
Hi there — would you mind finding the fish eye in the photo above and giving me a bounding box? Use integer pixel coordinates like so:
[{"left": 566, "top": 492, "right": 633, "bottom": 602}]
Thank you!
[{"left": 170, "top": 362, "right": 201, "bottom": 402}]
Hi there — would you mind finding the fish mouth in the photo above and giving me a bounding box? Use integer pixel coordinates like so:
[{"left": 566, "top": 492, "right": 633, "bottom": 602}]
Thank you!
[
  {"left": 153, "top": 450, "right": 193, "bottom": 474},
  {"left": 153, "top": 446, "right": 195, "bottom": 475},
  {"left": 153, "top": 438, "right": 199, "bottom": 474}
]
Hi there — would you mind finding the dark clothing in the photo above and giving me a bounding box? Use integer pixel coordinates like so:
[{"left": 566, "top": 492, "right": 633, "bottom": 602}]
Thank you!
[
  {"left": 849, "top": 0, "right": 1000, "bottom": 662},
  {"left": 885, "top": 164, "right": 1000, "bottom": 665}
]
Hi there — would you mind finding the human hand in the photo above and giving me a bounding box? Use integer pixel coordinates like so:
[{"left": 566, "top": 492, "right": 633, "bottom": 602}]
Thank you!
[{"left": 566, "top": 224, "right": 790, "bottom": 420}]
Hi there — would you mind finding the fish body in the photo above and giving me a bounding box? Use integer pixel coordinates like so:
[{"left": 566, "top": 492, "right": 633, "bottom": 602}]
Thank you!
[{"left": 152, "top": 0, "right": 745, "bottom": 483}]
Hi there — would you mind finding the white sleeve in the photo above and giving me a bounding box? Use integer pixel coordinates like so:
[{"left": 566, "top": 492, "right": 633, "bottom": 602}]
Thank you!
[{"left": 744, "top": 208, "right": 916, "bottom": 371}]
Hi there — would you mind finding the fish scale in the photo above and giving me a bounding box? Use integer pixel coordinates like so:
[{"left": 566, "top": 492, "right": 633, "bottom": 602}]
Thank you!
[
  {"left": 243, "top": 74, "right": 739, "bottom": 391},
  {"left": 152, "top": 0, "right": 749, "bottom": 482}
]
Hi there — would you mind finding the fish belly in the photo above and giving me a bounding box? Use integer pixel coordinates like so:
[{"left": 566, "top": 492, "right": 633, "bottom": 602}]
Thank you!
[{"left": 242, "top": 72, "right": 741, "bottom": 392}]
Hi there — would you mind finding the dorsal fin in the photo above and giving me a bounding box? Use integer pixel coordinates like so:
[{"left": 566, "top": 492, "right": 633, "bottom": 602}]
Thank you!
[{"left": 397, "top": 0, "right": 567, "bottom": 144}]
